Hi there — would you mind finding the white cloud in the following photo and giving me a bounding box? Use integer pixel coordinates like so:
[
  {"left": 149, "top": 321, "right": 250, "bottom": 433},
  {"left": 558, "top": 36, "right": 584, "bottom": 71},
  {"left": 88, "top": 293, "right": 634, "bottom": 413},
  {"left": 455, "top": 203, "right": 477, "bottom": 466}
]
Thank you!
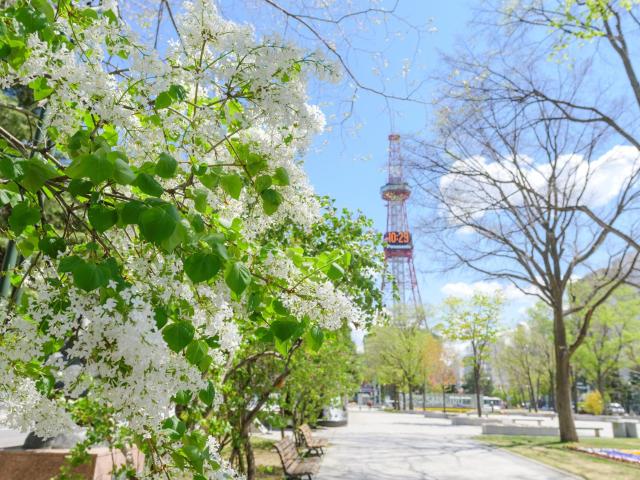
[
  {"left": 440, "top": 145, "right": 640, "bottom": 223},
  {"left": 440, "top": 280, "right": 533, "bottom": 301}
]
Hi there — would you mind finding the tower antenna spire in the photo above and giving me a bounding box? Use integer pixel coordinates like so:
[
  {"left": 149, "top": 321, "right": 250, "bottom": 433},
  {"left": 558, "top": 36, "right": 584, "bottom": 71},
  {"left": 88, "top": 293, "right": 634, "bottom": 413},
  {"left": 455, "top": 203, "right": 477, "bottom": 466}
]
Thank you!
[{"left": 381, "top": 133, "right": 425, "bottom": 325}]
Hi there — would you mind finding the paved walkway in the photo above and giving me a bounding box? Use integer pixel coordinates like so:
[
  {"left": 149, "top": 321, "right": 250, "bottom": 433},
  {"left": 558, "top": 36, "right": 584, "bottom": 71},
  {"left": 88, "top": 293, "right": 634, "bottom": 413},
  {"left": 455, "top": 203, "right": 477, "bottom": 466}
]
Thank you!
[{"left": 315, "top": 409, "right": 576, "bottom": 480}]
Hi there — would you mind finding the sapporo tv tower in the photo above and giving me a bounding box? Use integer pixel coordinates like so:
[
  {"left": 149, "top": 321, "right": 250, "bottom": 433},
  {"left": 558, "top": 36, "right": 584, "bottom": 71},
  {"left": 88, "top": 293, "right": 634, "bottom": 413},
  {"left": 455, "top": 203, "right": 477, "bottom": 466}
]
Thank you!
[{"left": 380, "top": 134, "right": 424, "bottom": 323}]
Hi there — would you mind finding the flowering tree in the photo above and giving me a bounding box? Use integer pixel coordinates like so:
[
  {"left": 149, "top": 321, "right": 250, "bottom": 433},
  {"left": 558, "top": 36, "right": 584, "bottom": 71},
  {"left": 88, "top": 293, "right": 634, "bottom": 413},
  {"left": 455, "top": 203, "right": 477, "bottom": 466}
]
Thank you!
[
  {"left": 0, "top": 1, "right": 383, "bottom": 478},
  {"left": 214, "top": 204, "right": 383, "bottom": 478}
]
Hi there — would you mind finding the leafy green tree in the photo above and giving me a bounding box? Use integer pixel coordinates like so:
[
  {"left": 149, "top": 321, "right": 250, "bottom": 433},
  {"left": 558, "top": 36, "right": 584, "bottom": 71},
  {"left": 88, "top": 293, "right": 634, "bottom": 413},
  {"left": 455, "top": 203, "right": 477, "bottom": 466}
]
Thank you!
[
  {"left": 571, "top": 284, "right": 640, "bottom": 398},
  {"left": 280, "top": 326, "right": 360, "bottom": 431},
  {"left": 440, "top": 293, "right": 502, "bottom": 417},
  {"left": 364, "top": 309, "right": 434, "bottom": 410},
  {"left": 428, "top": 347, "right": 457, "bottom": 414},
  {"left": 495, "top": 322, "right": 549, "bottom": 412},
  {"left": 212, "top": 204, "right": 384, "bottom": 478}
]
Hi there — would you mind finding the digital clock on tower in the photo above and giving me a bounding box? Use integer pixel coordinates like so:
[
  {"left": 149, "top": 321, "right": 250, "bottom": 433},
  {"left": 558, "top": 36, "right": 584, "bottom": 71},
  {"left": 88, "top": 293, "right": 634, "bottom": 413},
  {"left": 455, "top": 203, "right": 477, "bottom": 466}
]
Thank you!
[{"left": 384, "top": 231, "right": 411, "bottom": 246}]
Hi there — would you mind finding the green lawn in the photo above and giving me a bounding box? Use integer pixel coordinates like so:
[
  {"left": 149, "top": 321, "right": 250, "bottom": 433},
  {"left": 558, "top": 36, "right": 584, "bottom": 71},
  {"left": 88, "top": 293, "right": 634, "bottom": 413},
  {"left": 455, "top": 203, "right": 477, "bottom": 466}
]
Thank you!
[
  {"left": 252, "top": 437, "right": 284, "bottom": 480},
  {"left": 479, "top": 435, "right": 640, "bottom": 480}
]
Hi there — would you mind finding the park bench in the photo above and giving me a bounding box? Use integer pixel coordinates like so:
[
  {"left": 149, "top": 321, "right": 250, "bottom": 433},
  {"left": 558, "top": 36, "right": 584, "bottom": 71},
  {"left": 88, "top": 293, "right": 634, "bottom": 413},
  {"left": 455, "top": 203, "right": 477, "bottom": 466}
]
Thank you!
[
  {"left": 274, "top": 437, "right": 321, "bottom": 480},
  {"left": 576, "top": 426, "right": 604, "bottom": 438},
  {"left": 511, "top": 418, "right": 544, "bottom": 426},
  {"left": 298, "top": 424, "right": 329, "bottom": 456}
]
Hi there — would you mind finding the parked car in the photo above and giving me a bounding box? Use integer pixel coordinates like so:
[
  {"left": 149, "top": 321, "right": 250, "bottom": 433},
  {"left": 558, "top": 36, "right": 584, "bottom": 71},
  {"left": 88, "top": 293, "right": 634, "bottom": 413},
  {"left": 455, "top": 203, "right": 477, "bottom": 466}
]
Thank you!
[{"left": 605, "top": 402, "right": 626, "bottom": 415}]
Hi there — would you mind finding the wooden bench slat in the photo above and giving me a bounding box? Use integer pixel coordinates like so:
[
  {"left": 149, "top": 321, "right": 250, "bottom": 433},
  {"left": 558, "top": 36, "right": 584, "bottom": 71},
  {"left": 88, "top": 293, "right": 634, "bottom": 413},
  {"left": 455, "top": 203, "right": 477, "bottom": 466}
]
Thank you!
[
  {"left": 298, "top": 424, "right": 328, "bottom": 455},
  {"left": 275, "top": 437, "right": 321, "bottom": 479}
]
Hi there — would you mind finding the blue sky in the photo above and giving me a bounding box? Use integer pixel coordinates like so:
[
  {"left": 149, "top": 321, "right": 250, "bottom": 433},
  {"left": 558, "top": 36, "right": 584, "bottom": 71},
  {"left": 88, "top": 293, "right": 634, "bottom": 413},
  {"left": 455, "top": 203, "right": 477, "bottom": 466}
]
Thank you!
[{"left": 296, "top": 1, "right": 537, "bottom": 322}]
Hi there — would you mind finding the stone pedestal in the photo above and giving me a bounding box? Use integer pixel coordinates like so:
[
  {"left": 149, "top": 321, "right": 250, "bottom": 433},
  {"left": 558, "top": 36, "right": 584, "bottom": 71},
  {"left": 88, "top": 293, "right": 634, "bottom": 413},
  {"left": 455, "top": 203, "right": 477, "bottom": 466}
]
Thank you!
[
  {"left": 612, "top": 421, "right": 628, "bottom": 438},
  {"left": 0, "top": 446, "right": 144, "bottom": 480},
  {"left": 626, "top": 422, "right": 639, "bottom": 438}
]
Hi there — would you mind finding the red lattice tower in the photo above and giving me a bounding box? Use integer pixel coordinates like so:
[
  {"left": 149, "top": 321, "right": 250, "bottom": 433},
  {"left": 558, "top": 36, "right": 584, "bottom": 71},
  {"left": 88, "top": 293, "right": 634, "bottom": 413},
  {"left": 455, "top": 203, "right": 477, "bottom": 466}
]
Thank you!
[{"left": 381, "top": 134, "right": 424, "bottom": 322}]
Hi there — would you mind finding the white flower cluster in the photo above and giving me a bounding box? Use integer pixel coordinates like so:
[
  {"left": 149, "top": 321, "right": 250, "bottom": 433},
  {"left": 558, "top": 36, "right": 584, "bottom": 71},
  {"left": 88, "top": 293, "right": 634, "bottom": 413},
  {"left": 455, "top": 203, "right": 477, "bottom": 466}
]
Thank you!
[
  {"left": 282, "top": 280, "right": 364, "bottom": 330},
  {"left": 0, "top": 376, "right": 76, "bottom": 439},
  {"left": 0, "top": 261, "right": 207, "bottom": 435}
]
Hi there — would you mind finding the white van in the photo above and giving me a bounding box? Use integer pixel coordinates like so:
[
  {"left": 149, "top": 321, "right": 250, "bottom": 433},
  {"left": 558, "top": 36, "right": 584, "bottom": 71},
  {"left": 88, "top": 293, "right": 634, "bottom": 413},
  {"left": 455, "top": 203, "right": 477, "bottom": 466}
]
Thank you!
[{"left": 482, "top": 396, "right": 503, "bottom": 413}]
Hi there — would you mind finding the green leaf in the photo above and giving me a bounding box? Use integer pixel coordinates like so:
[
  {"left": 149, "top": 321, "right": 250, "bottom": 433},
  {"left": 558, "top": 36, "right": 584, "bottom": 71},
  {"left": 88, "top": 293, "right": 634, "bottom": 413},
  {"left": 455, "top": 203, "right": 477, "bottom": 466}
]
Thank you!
[
  {"left": 17, "top": 237, "right": 35, "bottom": 256},
  {"left": 68, "top": 179, "right": 93, "bottom": 196},
  {"left": 38, "top": 235, "right": 65, "bottom": 258},
  {"left": 198, "top": 169, "right": 220, "bottom": 191},
  {"left": 193, "top": 188, "right": 208, "bottom": 213},
  {"left": 155, "top": 91, "right": 173, "bottom": 110},
  {"left": 232, "top": 143, "right": 268, "bottom": 175},
  {"left": 162, "top": 416, "right": 186, "bottom": 440},
  {"left": 162, "top": 321, "right": 195, "bottom": 352},
  {"left": 326, "top": 263, "right": 345, "bottom": 281},
  {"left": 88, "top": 204, "right": 118, "bottom": 233},
  {"left": 190, "top": 214, "right": 205, "bottom": 233},
  {"left": 305, "top": 325, "right": 324, "bottom": 351},
  {"left": 183, "top": 252, "right": 221, "bottom": 283},
  {"left": 58, "top": 255, "right": 83, "bottom": 273},
  {"left": 66, "top": 152, "right": 114, "bottom": 184},
  {"left": 255, "top": 175, "right": 272, "bottom": 193},
  {"left": 185, "top": 340, "right": 208, "bottom": 366},
  {"left": 156, "top": 153, "right": 178, "bottom": 179},
  {"left": 32, "top": 0, "right": 55, "bottom": 22},
  {"left": 169, "top": 84, "right": 187, "bottom": 101},
  {"left": 28, "top": 77, "right": 54, "bottom": 100},
  {"left": 19, "top": 156, "right": 57, "bottom": 192},
  {"left": 8, "top": 201, "right": 40, "bottom": 234},
  {"left": 271, "top": 318, "right": 300, "bottom": 342},
  {"left": 173, "top": 390, "right": 192, "bottom": 406},
  {"left": 204, "top": 234, "right": 229, "bottom": 262},
  {"left": 138, "top": 206, "right": 177, "bottom": 243},
  {"left": 161, "top": 221, "right": 188, "bottom": 252},
  {"left": 260, "top": 188, "right": 282, "bottom": 215},
  {"left": 134, "top": 173, "right": 164, "bottom": 197},
  {"left": 273, "top": 167, "right": 290, "bottom": 186},
  {"left": 198, "top": 382, "right": 215, "bottom": 406},
  {"left": 73, "top": 261, "right": 108, "bottom": 292},
  {"left": 272, "top": 299, "right": 288, "bottom": 315},
  {"left": 154, "top": 306, "right": 168, "bottom": 330},
  {"left": 220, "top": 173, "right": 243, "bottom": 199},
  {"left": 112, "top": 156, "right": 136, "bottom": 185},
  {"left": 182, "top": 444, "right": 205, "bottom": 473},
  {"left": 0, "top": 157, "right": 18, "bottom": 180},
  {"left": 225, "top": 261, "right": 252, "bottom": 295},
  {"left": 119, "top": 200, "right": 146, "bottom": 225}
]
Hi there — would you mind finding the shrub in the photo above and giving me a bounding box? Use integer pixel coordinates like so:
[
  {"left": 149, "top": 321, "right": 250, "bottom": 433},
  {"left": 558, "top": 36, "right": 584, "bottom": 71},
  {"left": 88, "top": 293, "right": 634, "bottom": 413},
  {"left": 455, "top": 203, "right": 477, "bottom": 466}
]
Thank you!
[{"left": 582, "top": 390, "right": 604, "bottom": 415}]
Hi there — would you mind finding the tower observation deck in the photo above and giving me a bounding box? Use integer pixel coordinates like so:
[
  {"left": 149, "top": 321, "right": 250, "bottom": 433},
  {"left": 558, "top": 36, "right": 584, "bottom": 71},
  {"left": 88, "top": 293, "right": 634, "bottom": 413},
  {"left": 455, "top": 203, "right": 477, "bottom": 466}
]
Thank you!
[{"left": 381, "top": 134, "right": 424, "bottom": 322}]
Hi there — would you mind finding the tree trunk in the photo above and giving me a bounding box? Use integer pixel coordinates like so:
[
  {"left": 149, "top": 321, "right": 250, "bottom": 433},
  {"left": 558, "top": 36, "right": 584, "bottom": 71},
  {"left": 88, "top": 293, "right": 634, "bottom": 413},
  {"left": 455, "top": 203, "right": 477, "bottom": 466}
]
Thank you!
[
  {"left": 423, "top": 381, "right": 427, "bottom": 411},
  {"left": 442, "top": 386, "right": 447, "bottom": 414},
  {"left": 554, "top": 304, "right": 579, "bottom": 442},
  {"left": 409, "top": 384, "right": 414, "bottom": 411},
  {"left": 597, "top": 370, "right": 605, "bottom": 398},
  {"left": 244, "top": 434, "right": 256, "bottom": 480},
  {"left": 548, "top": 369, "right": 555, "bottom": 411},
  {"left": 474, "top": 366, "right": 482, "bottom": 418},
  {"left": 393, "top": 383, "right": 400, "bottom": 410}
]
